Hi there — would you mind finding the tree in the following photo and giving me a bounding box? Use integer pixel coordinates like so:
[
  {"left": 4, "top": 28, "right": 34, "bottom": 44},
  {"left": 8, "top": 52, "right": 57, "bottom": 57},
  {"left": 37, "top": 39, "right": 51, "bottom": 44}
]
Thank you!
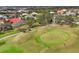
[{"left": 26, "top": 16, "right": 35, "bottom": 30}]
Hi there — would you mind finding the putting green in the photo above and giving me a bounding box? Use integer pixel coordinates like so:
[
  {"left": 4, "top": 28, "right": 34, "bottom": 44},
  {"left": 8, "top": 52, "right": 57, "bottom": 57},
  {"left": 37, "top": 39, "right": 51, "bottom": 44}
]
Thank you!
[{"left": 36, "top": 28, "right": 73, "bottom": 48}]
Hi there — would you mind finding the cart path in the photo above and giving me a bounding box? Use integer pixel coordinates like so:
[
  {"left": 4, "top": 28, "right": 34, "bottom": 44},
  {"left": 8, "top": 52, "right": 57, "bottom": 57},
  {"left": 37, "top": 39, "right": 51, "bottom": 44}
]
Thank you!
[{"left": 0, "top": 32, "right": 22, "bottom": 40}]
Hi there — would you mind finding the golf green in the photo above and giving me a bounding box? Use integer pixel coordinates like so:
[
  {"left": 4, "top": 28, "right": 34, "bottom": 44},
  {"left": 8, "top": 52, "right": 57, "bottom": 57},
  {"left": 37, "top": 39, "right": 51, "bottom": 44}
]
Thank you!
[{"left": 36, "top": 28, "right": 72, "bottom": 48}]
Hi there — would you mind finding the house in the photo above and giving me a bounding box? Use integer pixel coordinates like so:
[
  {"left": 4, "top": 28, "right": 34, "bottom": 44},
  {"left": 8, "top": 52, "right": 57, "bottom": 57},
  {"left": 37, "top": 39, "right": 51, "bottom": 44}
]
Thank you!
[
  {"left": 9, "top": 18, "right": 26, "bottom": 28},
  {"left": 57, "top": 9, "right": 67, "bottom": 14},
  {"left": 0, "top": 17, "right": 13, "bottom": 32}
]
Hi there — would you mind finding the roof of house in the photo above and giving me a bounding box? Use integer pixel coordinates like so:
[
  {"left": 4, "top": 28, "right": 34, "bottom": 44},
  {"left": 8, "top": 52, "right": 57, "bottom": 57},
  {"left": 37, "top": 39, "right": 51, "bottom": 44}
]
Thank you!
[{"left": 9, "top": 18, "right": 24, "bottom": 24}]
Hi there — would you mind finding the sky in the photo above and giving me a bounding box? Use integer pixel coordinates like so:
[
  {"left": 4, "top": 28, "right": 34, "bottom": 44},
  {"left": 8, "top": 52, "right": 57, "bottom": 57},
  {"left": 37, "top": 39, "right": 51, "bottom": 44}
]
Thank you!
[{"left": 0, "top": 0, "right": 79, "bottom": 6}]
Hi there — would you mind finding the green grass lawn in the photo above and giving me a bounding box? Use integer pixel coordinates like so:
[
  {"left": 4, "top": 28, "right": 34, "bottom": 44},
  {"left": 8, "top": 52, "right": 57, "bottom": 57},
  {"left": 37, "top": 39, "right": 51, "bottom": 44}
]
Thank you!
[
  {"left": 0, "top": 30, "right": 20, "bottom": 38},
  {"left": 0, "top": 43, "right": 24, "bottom": 53},
  {"left": 0, "top": 25, "right": 79, "bottom": 53},
  {"left": 39, "top": 29, "right": 70, "bottom": 47}
]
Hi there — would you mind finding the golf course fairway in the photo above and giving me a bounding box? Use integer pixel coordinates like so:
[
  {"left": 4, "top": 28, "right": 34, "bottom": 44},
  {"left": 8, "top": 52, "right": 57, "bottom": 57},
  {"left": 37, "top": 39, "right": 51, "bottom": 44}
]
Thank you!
[{"left": 0, "top": 25, "right": 78, "bottom": 52}]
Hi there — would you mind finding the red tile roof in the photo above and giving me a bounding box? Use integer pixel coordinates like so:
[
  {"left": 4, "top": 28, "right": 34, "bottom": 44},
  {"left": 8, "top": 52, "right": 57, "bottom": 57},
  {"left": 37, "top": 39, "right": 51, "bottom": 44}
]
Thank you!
[{"left": 9, "top": 18, "right": 23, "bottom": 24}]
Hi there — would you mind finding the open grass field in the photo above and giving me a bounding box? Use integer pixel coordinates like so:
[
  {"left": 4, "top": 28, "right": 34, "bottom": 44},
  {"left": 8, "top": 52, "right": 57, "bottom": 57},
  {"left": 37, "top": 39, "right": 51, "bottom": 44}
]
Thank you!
[
  {"left": 0, "top": 25, "right": 79, "bottom": 53},
  {"left": 0, "top": 30, "right": 20, "bottom": 38}
]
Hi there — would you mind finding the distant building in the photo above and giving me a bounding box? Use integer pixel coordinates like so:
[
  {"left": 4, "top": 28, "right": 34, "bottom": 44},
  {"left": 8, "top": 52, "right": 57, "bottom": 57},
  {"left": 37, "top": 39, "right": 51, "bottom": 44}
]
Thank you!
[{"left": 9, "top": 18, "right": 26, "bottom": 28}]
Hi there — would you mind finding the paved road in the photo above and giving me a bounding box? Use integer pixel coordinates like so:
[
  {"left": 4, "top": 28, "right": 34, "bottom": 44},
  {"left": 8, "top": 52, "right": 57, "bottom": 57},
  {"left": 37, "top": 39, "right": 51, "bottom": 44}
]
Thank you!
[{"left": 0, "top": 32, "right": 22, "bottom": 40}]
